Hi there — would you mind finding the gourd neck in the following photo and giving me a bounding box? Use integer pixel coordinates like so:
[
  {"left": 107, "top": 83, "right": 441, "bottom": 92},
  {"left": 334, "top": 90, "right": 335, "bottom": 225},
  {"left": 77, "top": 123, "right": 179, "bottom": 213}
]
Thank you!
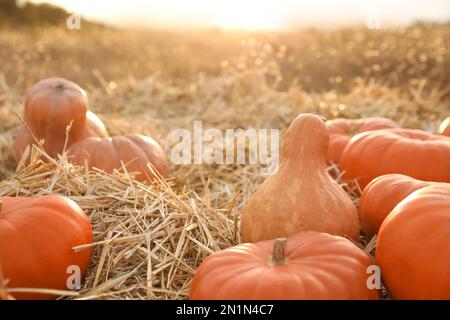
[
  {"left": 280, "top": 156, "right": 327, "bottom": 172},
  {"left": 268, "top": 238, "right": 288, "bottom": 266}
]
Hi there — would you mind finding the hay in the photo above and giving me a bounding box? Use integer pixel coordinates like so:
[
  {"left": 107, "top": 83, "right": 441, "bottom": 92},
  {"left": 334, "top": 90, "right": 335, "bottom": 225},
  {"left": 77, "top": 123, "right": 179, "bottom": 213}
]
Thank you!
[
  {"left": 0, "top": 70, "right": 448, "bottom": 299},
  {"left": 0, "top": 143, "right": 239, "bottom": 300}
]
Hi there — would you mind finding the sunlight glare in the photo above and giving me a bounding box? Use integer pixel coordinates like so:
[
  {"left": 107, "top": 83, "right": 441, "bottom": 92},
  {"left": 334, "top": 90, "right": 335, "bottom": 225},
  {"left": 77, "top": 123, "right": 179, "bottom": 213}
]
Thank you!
[{"left": 212, "top": 0, "right": 284, "bottom": 30}]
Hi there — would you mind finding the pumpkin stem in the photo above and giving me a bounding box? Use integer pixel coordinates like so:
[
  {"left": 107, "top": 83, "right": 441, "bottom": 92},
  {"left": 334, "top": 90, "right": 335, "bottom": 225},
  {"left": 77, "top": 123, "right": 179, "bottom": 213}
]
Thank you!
[
  {"left": 269, "top": 238, "right": 288, "bottom": 266},
  {"left": 55, "top": 83, "right": 66, "bottom": 91}
]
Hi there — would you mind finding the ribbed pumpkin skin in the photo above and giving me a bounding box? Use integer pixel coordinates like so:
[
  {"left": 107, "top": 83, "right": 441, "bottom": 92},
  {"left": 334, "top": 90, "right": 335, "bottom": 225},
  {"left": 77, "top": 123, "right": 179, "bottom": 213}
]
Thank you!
[
  {"left": 327, "top": 117, "right": 398, "bottom": 164},
  {"left": 81, "top": 111, "right": 108, "bottom": 138},
  {"left": 241, "top": 114, "right": 360, "bottom": 242},
  {"left": 341, "top": 128, "right": 450, "bottom": 189},
  {"left": 14, "top": 111, "right": 108, "bottom": 161},
  {"left": 24, "top": 78, "right": 88, "bottom": 140},
  {"left": 14, "top": 78, "right": 109, "bottom": 160},
  {"left": 0, "top": 195, "right": 93, "bottom": 300},
  {"left": 439, "top": 117, "right": 450, "bottom": 136},
  {"left": 376, "top": 185, "right": 450, "bottom": 299},
  {"left": 67, "top": 133, "right": 170, "bottom": 182},
  {"left": 359, "top": 174, "right": 432, "bottom": 238},
  {"left": 13, "top": 127, "right": 34, "bottom": 161},
  {"left": 190, "top": 231, "right": 380, "bottom": 300}
]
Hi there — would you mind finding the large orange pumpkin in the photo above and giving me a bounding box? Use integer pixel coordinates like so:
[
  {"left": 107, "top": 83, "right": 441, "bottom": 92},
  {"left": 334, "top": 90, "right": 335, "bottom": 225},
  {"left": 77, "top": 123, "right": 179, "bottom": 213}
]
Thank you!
[
  {"left": 241, "top": 114, "right": 360, "bottom": 242},
  {"left": 359, "top": 174, "right": 433, "bottom": 238},
  {"left": 340, "top": 128, "right": 450, "bottom": 188},
  {"left": 376, "top": 184, "right": 450, "bottom": 299},
  {"left": 67, "top": 133, "right": 170, "bottom": 182},
  {"left": 438, "top": 117, "right": 450, "bottom": 136},
  {"left": 326, "top": 117, "right": 398, "bottom": 164},
  {"left": 190, "top": 231, "right": 379, "bottom": 300},
  {"left": 0, "top": 195, "right": 93, "bottom": 300},
  {"left": 14, "top": 78, "right": 108, "bottom": 160}
]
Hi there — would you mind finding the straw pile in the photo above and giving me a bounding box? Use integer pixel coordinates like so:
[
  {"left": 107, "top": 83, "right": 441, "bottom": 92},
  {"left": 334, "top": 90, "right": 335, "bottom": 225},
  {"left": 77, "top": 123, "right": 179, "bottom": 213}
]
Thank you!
[{"left": 0, "top": 70, "right": 448, "bottom": 299}]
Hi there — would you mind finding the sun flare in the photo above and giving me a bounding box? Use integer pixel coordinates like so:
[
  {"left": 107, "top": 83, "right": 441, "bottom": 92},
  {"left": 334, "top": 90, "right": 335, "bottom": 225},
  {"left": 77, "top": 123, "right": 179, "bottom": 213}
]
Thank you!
[{"left": 212, "top": 0, "right": 284, "bottom": 30}]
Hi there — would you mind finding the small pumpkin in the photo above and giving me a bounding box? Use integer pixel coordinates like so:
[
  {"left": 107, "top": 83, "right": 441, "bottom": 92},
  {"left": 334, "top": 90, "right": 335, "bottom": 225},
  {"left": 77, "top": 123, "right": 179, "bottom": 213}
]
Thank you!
[
  {"left": 14, "top": 78, "right": 108, "bottom": 160},
  {"left": 190, "top": 231, "right": 379, "bottom": 300},
  {"left": 0, "top": 195, "right": 93, "bottom": 300},
  {"left": 241, "top": 114, "right": 360, "bottom": 242},
  {"left": 376, "top": 184, "right": 450, "bottom": 299},
  {"left": 341, "top": 128, "right": 450, "bottom": 189},
  {"left": 67, "top": 133, "right": 170, "bottom": 182},
  {"left": 326, "top": 117, "right": 398, "bottom": 164},
  {"left": 359, "top": 174, "right": 433, "bottom": 238},
  {"left": 14, "top": 111, "right": 108, "bottom": 161},
  {"left": 438, "top": 117, "right": 450, "bottom": 136}
]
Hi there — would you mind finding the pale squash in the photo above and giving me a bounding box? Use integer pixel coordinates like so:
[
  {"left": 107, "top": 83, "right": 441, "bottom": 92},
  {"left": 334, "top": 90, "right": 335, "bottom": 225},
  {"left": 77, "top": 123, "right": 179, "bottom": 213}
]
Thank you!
[{"left": 240, "top": 114, "right": 360, "bottom": 242}]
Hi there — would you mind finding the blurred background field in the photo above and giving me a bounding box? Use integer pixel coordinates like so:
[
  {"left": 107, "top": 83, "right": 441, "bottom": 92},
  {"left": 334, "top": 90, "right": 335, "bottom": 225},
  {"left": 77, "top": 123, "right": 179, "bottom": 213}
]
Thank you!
[
  {"left": 0, "top": 0, "right": 449, "bottom": 299},
  {"left": 1, "top": 1, "right": 449, "bottom": 123},
  {"left": 2, "top": 22, "right": 449, "bottom": 166}
]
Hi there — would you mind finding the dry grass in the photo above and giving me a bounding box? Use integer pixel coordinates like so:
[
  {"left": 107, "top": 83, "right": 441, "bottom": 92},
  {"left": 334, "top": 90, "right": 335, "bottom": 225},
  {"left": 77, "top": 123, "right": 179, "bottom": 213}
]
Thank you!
[
  {"left": 0, "top": 23, "right": 449, "bottom": 299},
  {"left": 0, "top": 23, "right": 448, "bottom": 92}
]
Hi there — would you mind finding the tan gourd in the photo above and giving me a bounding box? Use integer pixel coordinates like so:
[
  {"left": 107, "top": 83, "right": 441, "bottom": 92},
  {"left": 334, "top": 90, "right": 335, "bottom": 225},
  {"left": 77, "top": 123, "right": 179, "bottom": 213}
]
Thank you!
[{"left": 241, "top": 114, "right": 360, "bottom": 242}]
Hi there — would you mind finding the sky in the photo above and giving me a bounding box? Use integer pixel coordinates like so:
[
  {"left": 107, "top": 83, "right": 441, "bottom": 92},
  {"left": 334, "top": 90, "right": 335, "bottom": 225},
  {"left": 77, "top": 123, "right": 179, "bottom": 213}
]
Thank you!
[{"left": 30, "top": 0, "right": 450, "bottom": 30}]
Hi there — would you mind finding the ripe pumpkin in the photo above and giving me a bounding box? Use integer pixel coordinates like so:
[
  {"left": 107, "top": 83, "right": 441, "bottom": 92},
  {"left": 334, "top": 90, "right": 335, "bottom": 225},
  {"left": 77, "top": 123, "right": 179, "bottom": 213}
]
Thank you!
[
  {"left": 359, "top": 174, "right": 433, "bottom": 238},
  {"left": 190, "top": 231, "right": 379, "bottom": 300},
  {"left": 14, "top": 111, "right": 108, "bottom": 161},
  {"left": 0, "top": 195, "right": 93, "bottom": 300},
  {"left": 14, "top": 78, "right": 108, "bottom": 160},
  {"left": 241, "top": 114, "right": 360, "bottom": 242},
  {"left": 376, "top": 184, "right": 450, "bottom": 299},
  {"left": 439, "top": 117, "right": 450, "bottom": 136},
  {"left": 67, "top": 133, "right": 170, "bottom": 182},
  {"left": 326, "top": 117, "right": 398, "bottom": 164},
  {"left": 340, "top": 128, "right": 450, "bottom": 189}
]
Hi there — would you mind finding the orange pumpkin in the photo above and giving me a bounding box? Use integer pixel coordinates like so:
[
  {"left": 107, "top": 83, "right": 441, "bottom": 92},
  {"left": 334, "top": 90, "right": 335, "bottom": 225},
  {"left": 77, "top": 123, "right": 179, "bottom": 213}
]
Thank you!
[
  {"left": 359, "top": 174, "right": 433, "bottom": 238},
  {"left": 14, "top": 111, "right": 108, "bottom": 161},
  {"left": 326, "top": 117, "right": 398, "bottom": 164},
  {"left": 438, "top": 117, "right": 450, "bottom": 136},
  {"left": 67, "top": 133, "right": 170, "bottom": 182},
  {"left": 241, "top": 114, "right": 360, "bottom": 242},
  {"left": 0, "top": 195, "right": 93, "bottom": 300},
  {"left": 190, "top": 231, "right": 379, "bottom": 300},
  {"left": 14, "top": 78, "right": 108, "bottom": 160},
  {"left": 341, "top": 128, "right": 450, "bottom": 188},
  {"left": 376, "top": 184, "right": 450, "bottom": 299}
]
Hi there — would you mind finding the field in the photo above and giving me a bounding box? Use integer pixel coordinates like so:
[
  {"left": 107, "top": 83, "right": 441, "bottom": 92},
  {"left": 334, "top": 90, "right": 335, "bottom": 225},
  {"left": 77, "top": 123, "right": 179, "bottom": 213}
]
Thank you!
[{"left": 0, "top": 23, "right": 449, "bottom": 299}]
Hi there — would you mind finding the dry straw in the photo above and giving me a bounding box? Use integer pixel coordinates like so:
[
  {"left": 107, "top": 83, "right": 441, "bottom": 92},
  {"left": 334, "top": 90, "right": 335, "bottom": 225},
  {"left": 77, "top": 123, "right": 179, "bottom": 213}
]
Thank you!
[
  {"left": 1, "top": 142, "right": 238, "bottom": 299},
  {"left": 0, "top": 67, "right": 448, "bottom": 299}
]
